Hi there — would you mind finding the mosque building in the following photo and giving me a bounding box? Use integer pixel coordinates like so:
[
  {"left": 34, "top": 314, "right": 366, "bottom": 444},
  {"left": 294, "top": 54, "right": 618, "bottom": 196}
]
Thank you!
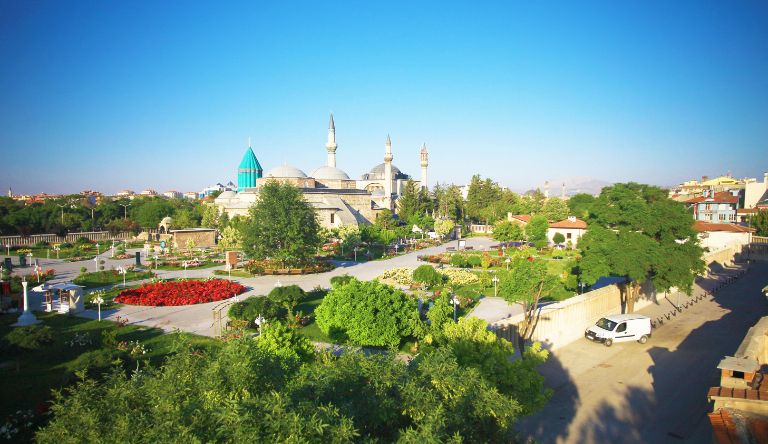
[{"left": 215, "top": 114, "right": 429, "bottom": 228}]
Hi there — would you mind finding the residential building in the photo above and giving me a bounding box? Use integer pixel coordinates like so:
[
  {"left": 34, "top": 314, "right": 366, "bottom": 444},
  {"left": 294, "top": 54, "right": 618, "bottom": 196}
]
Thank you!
[
  {"left": 693, "top": 221, "right": 754, "bottom": 252},
  {"left": 163, "top": 190, "right": 183, "bottom": 199},
  {"left": 686, "top": 191, "right": 740, "bottom": 223},
  {"left": 548, "top": 216, "right": 588, "bottom": 246}
]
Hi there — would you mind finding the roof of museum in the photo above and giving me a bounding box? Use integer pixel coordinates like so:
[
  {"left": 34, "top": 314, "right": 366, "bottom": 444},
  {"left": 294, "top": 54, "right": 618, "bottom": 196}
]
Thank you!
[{"left": 239, "top": 147, "right": 262, "bottom": 171}]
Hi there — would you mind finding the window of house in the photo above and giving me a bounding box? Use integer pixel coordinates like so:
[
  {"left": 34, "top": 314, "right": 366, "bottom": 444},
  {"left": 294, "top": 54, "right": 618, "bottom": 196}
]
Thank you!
[
  {"left": 330, "top": 213, "right": 335, "bottom": 224},
  {"left": 567, "top": 233, "right": 572, "bottom": 239}
]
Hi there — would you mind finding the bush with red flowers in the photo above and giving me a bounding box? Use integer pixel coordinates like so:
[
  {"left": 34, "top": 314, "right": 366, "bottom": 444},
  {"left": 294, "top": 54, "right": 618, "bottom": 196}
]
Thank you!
[{"left": 114, "top": 279, "right": 245, "bottom": 306}]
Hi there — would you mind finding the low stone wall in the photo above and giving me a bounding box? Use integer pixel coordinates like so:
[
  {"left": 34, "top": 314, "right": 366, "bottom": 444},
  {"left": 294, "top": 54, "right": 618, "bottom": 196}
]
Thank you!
[
  {"left": 492, "top": 246, "right": 742, "bottom": 350},
  {"left": 0, "top": 231, "right": 133, "bottom": 247}
]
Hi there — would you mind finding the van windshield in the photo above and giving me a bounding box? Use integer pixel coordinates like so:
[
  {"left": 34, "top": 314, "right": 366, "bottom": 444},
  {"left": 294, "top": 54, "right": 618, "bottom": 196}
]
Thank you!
[{"left": 596, "top": 318, "right": 617, "bottom": 331}]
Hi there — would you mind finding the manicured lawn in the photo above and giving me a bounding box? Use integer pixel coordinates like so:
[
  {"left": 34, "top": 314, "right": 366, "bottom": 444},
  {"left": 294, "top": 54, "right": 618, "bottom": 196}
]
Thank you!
[
  {"left": 73, "top": 270, "right": 155, "bottom": 288},
  {"left": 155, "top": 261, "right": 220, "bottom": 271},
  {"left": 213, "top": 269, "right": 253, "bottom": 278},
  {"left": 0, "top": 312, "right": 220, "bottom": 439}
]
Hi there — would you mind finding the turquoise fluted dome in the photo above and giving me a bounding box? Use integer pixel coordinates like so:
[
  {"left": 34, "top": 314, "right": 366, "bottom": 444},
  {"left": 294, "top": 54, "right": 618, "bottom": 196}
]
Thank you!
[{"left": 238, "top": 147, "right": 262, "bottom": 191}]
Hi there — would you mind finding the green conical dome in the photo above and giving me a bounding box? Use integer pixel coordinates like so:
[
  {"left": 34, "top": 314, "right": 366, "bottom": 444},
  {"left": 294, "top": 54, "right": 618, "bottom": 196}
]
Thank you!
[{"left": 238, "top": 147, "right": 262, "bottom": 191}]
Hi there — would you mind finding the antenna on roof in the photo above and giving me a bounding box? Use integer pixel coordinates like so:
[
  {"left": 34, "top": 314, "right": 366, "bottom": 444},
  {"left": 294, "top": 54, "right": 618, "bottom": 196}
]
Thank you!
[{"left": 248, "top": 136, "right": 251, "bottom": 148}]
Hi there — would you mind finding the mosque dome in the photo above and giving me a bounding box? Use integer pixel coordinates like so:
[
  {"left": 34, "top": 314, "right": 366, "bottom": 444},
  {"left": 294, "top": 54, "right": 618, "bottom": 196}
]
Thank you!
[
  {"left": 363, "top": 163, "right": 406, "bottom": 180},
  {"left": 311, "top": 165, "right": 350, "bottom": 180},
  {"left": 217, "top": 190, "right": 237, "bottom": 199},
  {"left": 160, "top": 216, "right": 173, "bottom": 225},
  {"left": 265, "top": 164, "right": 308, "bottom": 178}
]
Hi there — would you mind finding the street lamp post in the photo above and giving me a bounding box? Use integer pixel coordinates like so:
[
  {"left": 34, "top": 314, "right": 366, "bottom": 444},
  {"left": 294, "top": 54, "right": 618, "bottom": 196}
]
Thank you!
[
  {"left": 93, "top": 294, "right": 104, "bottom": 321},
  {"left": 93, "top": 256, "right": 99, "bottom": 272},
  {"left": 505, "top": 257, "right": 511, "bottom": 271},
  {"left": 120, "top": 203, "right": 130, "bottom": 219},
  {"left": 117, "top": 266, "right": 127, "bottom": 287},
  {"left": 96, "top": 243, "right": 100, "bottom": 256},
  {"left": 54, "top": 245, "right": 60, "bottom": 259},
  {"left": 183, "top": 261, "right": 188, "bottom": 279},
  {"left": 153, "top": 255, "right": 158, "bottom": 271},
  {"left": 254, "top": 314, "right": 265, "bottom": 335},
  {"left": 492, "top": 275, "right": 499, "bottom": 297},
  {"left": 450, "top": 295, "right": 460, "bottom": 321}
]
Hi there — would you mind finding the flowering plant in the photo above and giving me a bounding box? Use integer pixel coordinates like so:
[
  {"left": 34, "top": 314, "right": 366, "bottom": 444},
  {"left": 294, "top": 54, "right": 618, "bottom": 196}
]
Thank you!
[
  {"left": 114, "top": 279, "right": 245, "bottom": 306},
  {"left": 378, "top": 267, "right": 414, "bottom": 286}
]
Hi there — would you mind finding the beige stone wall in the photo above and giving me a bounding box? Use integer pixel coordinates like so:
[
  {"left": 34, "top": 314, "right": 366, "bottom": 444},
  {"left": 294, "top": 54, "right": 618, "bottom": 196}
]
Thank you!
[{"left": 173, "top": 230, "right": 217, "bottom": 249}]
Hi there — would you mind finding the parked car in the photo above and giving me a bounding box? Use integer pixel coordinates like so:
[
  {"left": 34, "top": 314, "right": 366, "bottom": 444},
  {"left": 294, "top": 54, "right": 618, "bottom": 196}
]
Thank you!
[{"left": 584, "top": 314, "right": 652, "bottom": 347}]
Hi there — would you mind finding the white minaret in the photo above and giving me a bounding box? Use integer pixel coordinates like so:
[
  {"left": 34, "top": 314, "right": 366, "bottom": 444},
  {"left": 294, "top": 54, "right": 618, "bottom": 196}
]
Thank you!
[
  {"left": 384, "top": 135, "right": 393, "bottom": 208},
  {"left": 326, "top": 113, "right": 337, "bottom": 167},
  {"left": 544, "top": 181, "right": 550, "bottom": 199},
  {"left": 420, "top": 143, "right": 429, "bottom": 190},
  {"left": 562, "top": 182, "right": 566, "bottom": 198}
]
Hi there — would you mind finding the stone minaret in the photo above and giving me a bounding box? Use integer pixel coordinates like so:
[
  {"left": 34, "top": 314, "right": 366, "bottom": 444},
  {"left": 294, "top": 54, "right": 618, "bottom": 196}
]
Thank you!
[
  {"left": 420, "top": 143, "right": 429, "bottom": 190},
  {"left": 562, "top": 183, "right": 566, "bottom": 198},
  {"left": 384, "top": 135, "right": 393, "bottom": 207},
  {"left": 326, "top": 113, "right": 337, "bottom": 167},
  {"left": 544, "top": 181, "right": 550, "bottom": 199}
]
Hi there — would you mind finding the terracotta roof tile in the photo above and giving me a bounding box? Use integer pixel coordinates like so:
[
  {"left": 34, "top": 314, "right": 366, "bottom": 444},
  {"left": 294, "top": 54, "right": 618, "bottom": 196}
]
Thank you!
[
  {"left": 549, "top": 218, "right": 588, "bottom": 229},
  {"left": 687, "top": 191, "right": 740, "bottom": 204},
  {"left": 694, "top": 221, "right": 756, "bottom": 233}
]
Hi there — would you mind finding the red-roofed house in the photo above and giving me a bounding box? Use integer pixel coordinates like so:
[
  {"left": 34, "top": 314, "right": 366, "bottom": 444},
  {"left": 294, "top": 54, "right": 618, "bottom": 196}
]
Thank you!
[
  {"left": 694, "top": 221, "right": 754, "bottom": 251},
  {"left": 506, "top": 213, "right": 588, "bottom": 247},
  {"left": 687, "top": 191, "right": 740, "bottom": 223}
]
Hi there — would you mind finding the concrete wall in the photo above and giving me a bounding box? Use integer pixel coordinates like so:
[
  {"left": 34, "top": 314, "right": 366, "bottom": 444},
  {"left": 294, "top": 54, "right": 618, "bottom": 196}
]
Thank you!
[
  {"left": 492, "top": 246, "right": 744, "bottom": 350},
  {"left": 700, "top": 232, "right": 752, "bottom": 254}
]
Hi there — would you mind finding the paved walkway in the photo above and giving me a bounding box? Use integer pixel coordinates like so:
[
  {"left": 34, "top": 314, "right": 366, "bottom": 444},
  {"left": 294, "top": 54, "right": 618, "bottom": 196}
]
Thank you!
[
  {"left": 516, "top": 260, "right": 768, "bottom": 444},
  {"left": 6, "top": 237, "right": 495, "bottom": 336}
]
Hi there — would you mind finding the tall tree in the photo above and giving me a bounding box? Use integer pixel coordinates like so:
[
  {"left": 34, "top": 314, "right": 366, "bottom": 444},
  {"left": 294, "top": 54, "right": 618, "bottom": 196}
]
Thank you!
[
  {"left": 750, "top": 210, "right": 768, "bottom": 236},
  {"left": 541, "top": 198, "right": 569, "bottom": 221},
  {"left": 567, "top": 193, "right": 596, "bottom": 219},
  {"left": 493, "top": 220, "right": 523, "bottom": 242},
  {"left": 241, "top": 181, "right": 321, "bottom": 266},
  {"left": 525, "top": 215, "right": 550, "bottom": 249},
  {"left": 580, "top": 183, "right": 705, "bottom": 312},
  {"left": 397, "top": 180, "right": 421, "bottom": 222}
]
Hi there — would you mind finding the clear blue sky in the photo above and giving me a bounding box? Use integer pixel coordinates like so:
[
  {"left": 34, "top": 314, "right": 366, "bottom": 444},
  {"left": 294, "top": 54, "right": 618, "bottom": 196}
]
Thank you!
[{"left": 1, "top": 0, "right": 767, "bottom": 195}]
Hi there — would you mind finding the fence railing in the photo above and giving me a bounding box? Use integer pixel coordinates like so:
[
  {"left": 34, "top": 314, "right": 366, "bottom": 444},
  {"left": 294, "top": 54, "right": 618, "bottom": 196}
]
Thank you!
[
  {"left": 0, "top": 231, "right": 134, "bottom": 247},
  {"left": 753, "top": 236, "right": 768, "bottom": 245}
]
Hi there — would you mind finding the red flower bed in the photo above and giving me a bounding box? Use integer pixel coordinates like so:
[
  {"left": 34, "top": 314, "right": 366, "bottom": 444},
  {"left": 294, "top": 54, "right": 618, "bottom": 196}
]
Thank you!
[{"left": 115, "top": 279, "right": 245, "bottom": 306}]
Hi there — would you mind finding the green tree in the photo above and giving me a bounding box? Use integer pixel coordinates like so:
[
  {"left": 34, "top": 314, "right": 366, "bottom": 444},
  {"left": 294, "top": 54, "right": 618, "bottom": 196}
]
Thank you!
[
  {"left": 580, "top": 183, "right": 705, "bottom": 312},
  {"left": 426, "top": 294, "right": 454, "bottom": 332},
  {"left": 493, "top": 220, "right": 523, "bottom": 242},
  {"left": 498, "top": 257, "right": 559, "bottom": 344},
  {"left": 130, "top": 198, "right": 174, "bottom": 228},
  {"left": 217, "top": 225, "right": 242, "bottom": 250},
  {"left": 552, "top": 232, "right": 565, "bottom": 246},
  {"left": 541, "top": 198, "right": 569, "bottom": 221},
  {"left": 200, "top": 204, "right": 220, "bottom": 229},
  {"left": 567, "top": 193, "right": 596, "bottom": 219},
  {"left": 172, "top": 208, "right": 198, "bottom": 228},
  {"left": 241, "top": 181, "right": 321, "bottom": 266},
  {"left": 525, "top": 215, "right": 550, "bottom": 248},
  {"left": 439, "top": 317, "right": 551, "bottom": 414},
  {"left": 433, "top": 218, "right": 455, "bottom": 239},
  {"left": 433, "top": 183, "right": 465, "bottom": 222},
  {"left": 255, "top": 322, "right": 315, "bottom": 369},
  {"left": 466, "top": 175, "right": 503, "bottom": 223},
  {"left": 750, "top": 210, "right": 768, "bottom": 236},
  {"left": 374, "top": 209, "right": 397, "bottom": 230},
  {"left": 315, "top": 278, "right": 419, "bottom": 346},
  {"left": 397, "top": 180, "right": 422, "bottom": 222}
]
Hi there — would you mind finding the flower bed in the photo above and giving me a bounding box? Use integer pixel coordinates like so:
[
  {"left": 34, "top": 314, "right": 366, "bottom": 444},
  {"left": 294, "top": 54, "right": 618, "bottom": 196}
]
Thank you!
[
  {"left": 114, "top": 279, "right": 245, "bottom": 306},
  {"left": 243, "top": 260, "right": 334, "bottom": 275}
]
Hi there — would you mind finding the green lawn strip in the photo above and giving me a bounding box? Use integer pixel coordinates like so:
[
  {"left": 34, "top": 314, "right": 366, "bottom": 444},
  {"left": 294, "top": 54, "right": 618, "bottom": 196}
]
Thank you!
[
  {"left": 0, "top": 312, "right": 220, "bottom": 421},
  {"left": 212, "top": 269, "right": 253, "bottom": 278},
  {"left": 155, "top": 261, "right": 221, "bottom": 271},
  {"left": 73, "top": 270, "right": 155, "bottom": 289}
]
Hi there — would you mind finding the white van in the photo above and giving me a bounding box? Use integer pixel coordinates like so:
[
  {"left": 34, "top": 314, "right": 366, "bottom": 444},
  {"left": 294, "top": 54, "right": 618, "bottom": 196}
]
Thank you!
[{"left": 584, "top": 314, "right": 652, "bottom": 347}]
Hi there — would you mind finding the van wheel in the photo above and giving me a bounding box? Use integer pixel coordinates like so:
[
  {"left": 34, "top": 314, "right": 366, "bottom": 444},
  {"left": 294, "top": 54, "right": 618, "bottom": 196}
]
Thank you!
[
  {"left": 638, "top": 335, "right": 648, "bottom": 344},
  {"left": 604, "top": 339, "right": 613, "bottom": 347}
]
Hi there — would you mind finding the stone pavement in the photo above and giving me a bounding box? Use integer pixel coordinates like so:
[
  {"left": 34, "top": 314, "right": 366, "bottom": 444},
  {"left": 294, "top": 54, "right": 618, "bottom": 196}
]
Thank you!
[
  {"left": 5, "top": 237, "right": 496, "bottom": 336},
  {"left": 516, "top": 260, "right": 768, "bottom": 444}
]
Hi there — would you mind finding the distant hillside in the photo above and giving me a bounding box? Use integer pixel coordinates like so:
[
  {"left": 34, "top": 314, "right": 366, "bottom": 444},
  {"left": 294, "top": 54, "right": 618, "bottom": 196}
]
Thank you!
[{"left": 524, "top": 177, "right": 613, "bottom": 197}]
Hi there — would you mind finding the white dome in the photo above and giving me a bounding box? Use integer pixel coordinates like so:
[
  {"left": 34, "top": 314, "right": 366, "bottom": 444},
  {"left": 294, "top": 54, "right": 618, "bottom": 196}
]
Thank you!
[
  {"left": 310, "top": 165, "right": 350, "bottom": 180},
  {"left": 265, "top": 164, "right": 308, "bottom": 178},
  {"left": 217, "top": 190, "right": 237, "bottom": 199}
]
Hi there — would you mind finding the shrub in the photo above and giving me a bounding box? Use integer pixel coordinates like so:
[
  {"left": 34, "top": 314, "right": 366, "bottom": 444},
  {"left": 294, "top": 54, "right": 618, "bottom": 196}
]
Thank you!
[
  {"left": 330, "top": 274, "right": 354, "bottom": 288},
  {"left": 80, "top": 267, "right": 87, "bottom": 274},
  {"left": 315, "top": 279, "right": 419, "bottom": 347},
  {"left": 553, "top": 232, "right": 565, "bottom": 246},
  {"left": 59, "top": 242, "right": 73, "bottom": 249},
  {"left": 412, "top": 265, "right": 443, "bottom": 288},
  {"left": 480, "top": 253, "right": 492, "bottom": 269},
  {"left": 65, "top": 348, "right": 124, "bottom": 380},
  {"left": 33, "top": 240, "right": 50, "bottom": 248},
  {"left": 6, "top": 325, "right": 55, "bottom": 351},
  {"left": 268, "top": 285, "right": 306, "bottom": 311},
  {"left": 76, "top": 237, "right": 91, "bottom": 245},
  {"left": 228, "top": 297, "right": 285, "bottom": 324},
  {"left": 450, "top": 254, "right": 467, "bottom": 268},
  {"left": 466, "top": 255, "right": 482, "bottom": 268}
]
